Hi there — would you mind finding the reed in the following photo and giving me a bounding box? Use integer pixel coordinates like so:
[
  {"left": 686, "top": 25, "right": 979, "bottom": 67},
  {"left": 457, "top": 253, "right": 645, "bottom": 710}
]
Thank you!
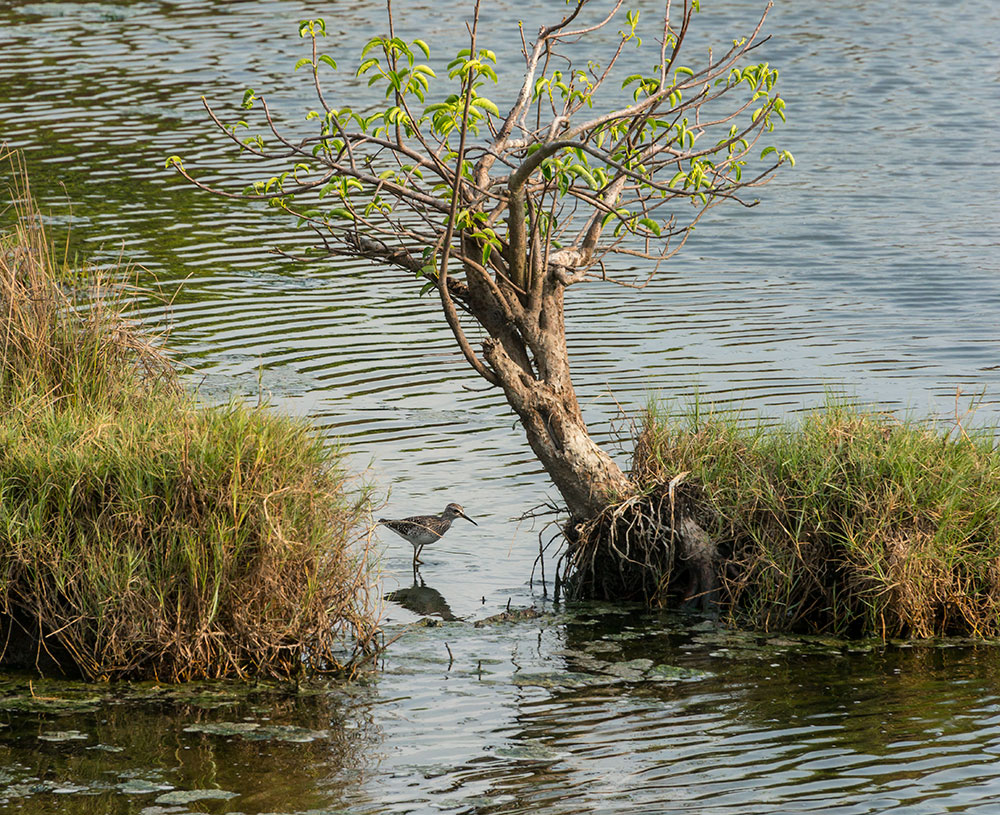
[
  {"left": 630, "top": 398, "right": 1000, "bottom": 638},
  {"left": 0, "top": 148, "right": 379, "bottom": 680}
]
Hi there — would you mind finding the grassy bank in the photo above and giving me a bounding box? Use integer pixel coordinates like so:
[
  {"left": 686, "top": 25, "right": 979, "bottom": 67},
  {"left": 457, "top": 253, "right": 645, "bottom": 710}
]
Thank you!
[
  {"left": 622, "top": 400, "right": 1000, "bottom": 638},
  {"left": 0, "top": 149, "right": 378, "bottom": 680}
]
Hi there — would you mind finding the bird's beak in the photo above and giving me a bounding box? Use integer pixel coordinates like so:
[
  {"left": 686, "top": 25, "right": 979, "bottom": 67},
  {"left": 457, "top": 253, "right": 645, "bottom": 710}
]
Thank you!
[{"left": 459, "top": 511, "right": 478, "bottom": 526}]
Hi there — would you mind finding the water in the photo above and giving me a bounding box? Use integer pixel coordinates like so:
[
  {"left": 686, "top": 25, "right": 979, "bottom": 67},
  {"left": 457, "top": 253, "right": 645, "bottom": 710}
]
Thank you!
[
  {"left": 1, "top": 0, "right": 1000, "bottom": 811},
  {"left": 2, "top": 620, "right": 1000, "bottom": 814}
]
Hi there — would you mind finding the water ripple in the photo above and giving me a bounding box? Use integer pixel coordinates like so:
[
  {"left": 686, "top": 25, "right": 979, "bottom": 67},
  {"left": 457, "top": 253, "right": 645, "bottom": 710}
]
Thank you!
[{"left": 3, "top": 0, "right": 1000, "bottom": 812}]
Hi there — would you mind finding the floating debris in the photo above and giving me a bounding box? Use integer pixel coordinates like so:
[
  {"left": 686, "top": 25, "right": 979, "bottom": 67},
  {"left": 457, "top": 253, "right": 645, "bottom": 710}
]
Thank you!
[
  {"left": 644, "top": 663, "right": 712, "bottom": 682},
  {"left": 606, "top": 658, "right": 655, "bottom": 676},
  {"left": 0, "top": 694, "right": 102, "bottom": 714},
  {"left": 3, "top": 780, "right": 63, "bottom": 797},
  {"left": 183, "top": 722, "right": 329, "bottom": 743},
  {"left": 475, "top": 606, "right": 543, "bottom": 626},
  {"left": 511, "top": 671, "right": 610, "bottom": 689},
  {"left": 117, "top": 779, "right": 172, "bottom": 795},
  {"left": 153, "top": 788, "right": 239, "bottom": 805},
  {"left": 51, "top": 783, "right": 91, "bottom": 794},
  {"left": 494, "top": 739, "right": 563, "bottom": 760},
  {"left": 601, "top": 629, "right": 648, "bottom": 641},
  {"left": 37, "top": 730, "right": 88, "bottom": 742}
]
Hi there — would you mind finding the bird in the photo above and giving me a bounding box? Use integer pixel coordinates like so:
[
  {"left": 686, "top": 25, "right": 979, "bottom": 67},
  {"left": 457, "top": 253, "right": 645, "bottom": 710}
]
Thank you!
[{"left": 378, "top": 503, "right": 477, "bottom": 566}]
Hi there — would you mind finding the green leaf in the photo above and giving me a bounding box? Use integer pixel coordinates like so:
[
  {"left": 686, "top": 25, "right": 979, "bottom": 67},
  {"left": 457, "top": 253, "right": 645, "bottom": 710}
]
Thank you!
[
  {"left": 471, "top": 97, "right": 500, "bottom": 116},
  {"left": 318, "top": 54, "right": 337, "bottom": 70},
  {"left": 569, "top": 163, "right": 598, "bottom": 190},
  {"left": 164, "top": 155, "right": 184, "bottom": 170},
  {"left": 760, "top": 145, "right": 776, "bottom": 159},
  {"left": 296, "top": 17, "right": 325, "bottom": 38},
  {"left": 294, "top": 57, "right": 312, "bottom": 71},
  {"left": 413, "top": 38, "right": 430, "bottom": 58},
  {"left": 639, "top": 217, "right": 661, "bottom": 236}
]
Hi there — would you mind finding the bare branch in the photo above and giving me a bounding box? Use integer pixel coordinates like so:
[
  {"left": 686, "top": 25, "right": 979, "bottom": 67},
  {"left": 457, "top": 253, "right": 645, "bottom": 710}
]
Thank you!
[
  {"left": 179, "top": 0, "right": 791, "bottom": 429},
  {"left": 437, "top": 1, "right": 499, "bottom": 386}
]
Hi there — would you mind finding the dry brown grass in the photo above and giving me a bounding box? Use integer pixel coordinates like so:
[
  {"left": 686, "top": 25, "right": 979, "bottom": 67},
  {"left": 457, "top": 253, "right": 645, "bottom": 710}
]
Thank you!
[
  {"left": 0, "top": 147, "right": 381, "bottom": 680},
  {"left": 564, "top": 399, "right": 1000, "bottom": 639}
]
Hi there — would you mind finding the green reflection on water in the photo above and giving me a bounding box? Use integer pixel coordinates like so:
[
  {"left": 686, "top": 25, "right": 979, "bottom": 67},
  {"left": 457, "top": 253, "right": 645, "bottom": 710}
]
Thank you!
[
  {"left": 0, "top": 607, "right": 999, "bottom": 813},
  {"left": 0, "top": 676, "right": 377, "bottom": 813},
  {"left": 5, "top": 2, "right": 1000, "bottom": 813}
]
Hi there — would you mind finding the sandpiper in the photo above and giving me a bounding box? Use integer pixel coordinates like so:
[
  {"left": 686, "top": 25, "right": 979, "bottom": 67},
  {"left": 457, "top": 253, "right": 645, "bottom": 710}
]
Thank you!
[{"left": 378, "top": 503, "right": 477, "bottom": 566}]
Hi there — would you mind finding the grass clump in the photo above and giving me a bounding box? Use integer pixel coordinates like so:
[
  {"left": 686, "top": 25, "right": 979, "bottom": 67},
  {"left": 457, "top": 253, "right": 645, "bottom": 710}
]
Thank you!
[
  {"left": 0, "top": 148, "right": 379, "bottom": 681},
  {"left": 630, "top": 399, "right": 1000, "bottom": 638}
]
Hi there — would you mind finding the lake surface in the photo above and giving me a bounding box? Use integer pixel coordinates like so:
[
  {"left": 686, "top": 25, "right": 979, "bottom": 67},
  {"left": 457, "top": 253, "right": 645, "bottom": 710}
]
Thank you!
[{"left": 2, "top": 0, "right": 1000, "bottom": 812}]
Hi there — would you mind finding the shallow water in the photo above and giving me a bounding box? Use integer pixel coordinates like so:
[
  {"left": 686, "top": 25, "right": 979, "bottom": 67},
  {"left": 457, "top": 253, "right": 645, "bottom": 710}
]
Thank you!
[
  {"left": 2, "top": 0, "right": 1000, "bottom": 812},
  {"left": 3, "top": 616, "right": 1000, "bottom": 814}
]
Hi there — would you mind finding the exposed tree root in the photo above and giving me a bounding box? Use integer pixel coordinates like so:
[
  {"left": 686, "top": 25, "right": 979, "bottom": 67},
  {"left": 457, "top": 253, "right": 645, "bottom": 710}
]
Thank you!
[
  {"left": 563, "top": 404, "right": 1000, "bottom": 640},
  {"left": 560, "top": 474, "right": 722, "bottom": 609}
]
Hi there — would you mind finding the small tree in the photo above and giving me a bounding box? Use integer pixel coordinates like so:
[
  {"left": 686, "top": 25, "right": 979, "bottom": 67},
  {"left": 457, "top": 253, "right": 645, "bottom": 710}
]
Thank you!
[{"left": 170, "top": 0, "right": 792, "bottom": 522}]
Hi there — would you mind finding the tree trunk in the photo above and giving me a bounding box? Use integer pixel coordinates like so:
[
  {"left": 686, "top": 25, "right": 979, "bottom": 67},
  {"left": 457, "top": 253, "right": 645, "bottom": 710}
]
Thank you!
[
  {"left": 514, "top": 396, "right": 632, "bottom": 521},
  {"left": 481, "top": 294, "right": 633, "bottom": 520}
]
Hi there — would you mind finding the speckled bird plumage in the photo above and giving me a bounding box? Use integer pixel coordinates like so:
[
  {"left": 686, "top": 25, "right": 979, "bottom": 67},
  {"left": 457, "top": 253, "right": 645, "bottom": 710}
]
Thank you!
[{"left": 379, "top": 503, "right": 477, "bottom": 565}]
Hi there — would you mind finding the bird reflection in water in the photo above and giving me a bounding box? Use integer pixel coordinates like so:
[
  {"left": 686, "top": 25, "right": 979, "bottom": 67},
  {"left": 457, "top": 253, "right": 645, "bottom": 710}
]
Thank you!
[{"left": 384, "top": 574, "right": 456, "bottom": 621}]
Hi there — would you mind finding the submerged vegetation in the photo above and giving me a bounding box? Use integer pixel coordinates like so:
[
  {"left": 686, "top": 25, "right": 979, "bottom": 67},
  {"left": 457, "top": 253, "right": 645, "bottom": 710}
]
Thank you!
[
  {"left": 568, "top": 399, "right": 1000, "bottom": 639},
  {"left": 0, "top": 149, "right": 379, "bottom": 681}
]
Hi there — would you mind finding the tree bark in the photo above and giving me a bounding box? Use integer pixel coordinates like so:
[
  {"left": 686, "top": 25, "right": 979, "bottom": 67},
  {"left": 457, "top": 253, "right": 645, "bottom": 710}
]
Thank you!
[{"left": 480, "top": 280, "right": 633, "bottom": 520}]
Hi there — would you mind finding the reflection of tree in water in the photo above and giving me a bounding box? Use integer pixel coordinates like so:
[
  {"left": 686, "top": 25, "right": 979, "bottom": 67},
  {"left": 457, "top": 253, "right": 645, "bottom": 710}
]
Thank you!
[
  {"left": 564, "top": 611, "right": 1000, "bottom": 749},
  {"left": 0, "top": 683, "right": 382, "bottom": 814},
  {"left": 737, "top": 644, "right": 1000, "bottom": 754},
  {"left": 453, "top": 612, "right": 1000, "bottom": 813}
]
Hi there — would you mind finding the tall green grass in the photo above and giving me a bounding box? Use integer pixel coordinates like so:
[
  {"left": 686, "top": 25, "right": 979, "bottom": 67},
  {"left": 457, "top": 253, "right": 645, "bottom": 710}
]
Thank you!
[
  {"left": 0, "top": 148, "right": 379, "bottom": 680},
  {"left": 634, "top": 399, "right": 1000, "bottom": 637}
]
